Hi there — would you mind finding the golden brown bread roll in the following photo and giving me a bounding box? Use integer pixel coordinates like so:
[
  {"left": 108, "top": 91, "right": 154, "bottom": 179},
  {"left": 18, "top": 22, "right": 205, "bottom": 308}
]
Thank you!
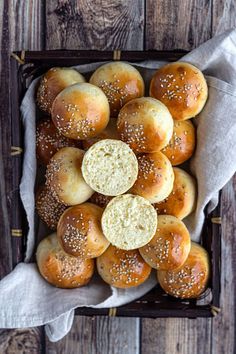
[
  {"left": 45, "top": 147, "right": 94, "bottom": 205},
  {"left": 37, "top": 67, "right": 85, "bottom": 115},
  {"left": 82, "top": 117, "right": 119, "bottom": 150},
  {"left": 36, "top": 233, "right": 94, "bottom": 288},
  {"left": 57, "top": 203, "right": 110, "bottom": 258},
  {"left": 130, "top": 151, "right": 174, "bottom": 203},
  {"left": 139, "top": 215, "right": 191, "bottom": 270},
  {"left": 157, "top": 242, "right": 210, "bottom": 298},
  {"left": 51, "top": 83, "right": 110, "bottom": 140},
  {"left": 89, "top": 62, "right": 145, "bottom": 116},
  {"left": 36, "top": 118, "right": 80, "bottom": 165},
  {"left": 150, "top": 62, "right": 208, "bottom": 120},
  {"left": 36, "top": 185, "right": 67, "bottom": 230},
  {"left": 117, "top": 97, "right": 173, "bottom": 153},
  {"left": 90, "top": 192, "right": 113, "bottom": 208},
  {"left": 101, "top": 194, "right": 158, "bottom": 250},
  {"left": 154, "top": 167, "right": 197, "bottom": 220},
  {"left": 97, "top": 245, "right": 151, "bottom": 288},
  {"left": 161, "top": 120, "right": 196, "bottom": 165},
  {"left": 81, "top": 139, "right": 138, "bottom": 196}
]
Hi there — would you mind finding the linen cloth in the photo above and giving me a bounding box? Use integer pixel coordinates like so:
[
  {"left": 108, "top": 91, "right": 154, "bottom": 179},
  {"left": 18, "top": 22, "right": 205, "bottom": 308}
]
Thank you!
[{"left": 0, "top": 29, "right": 236, "bottom": 342}]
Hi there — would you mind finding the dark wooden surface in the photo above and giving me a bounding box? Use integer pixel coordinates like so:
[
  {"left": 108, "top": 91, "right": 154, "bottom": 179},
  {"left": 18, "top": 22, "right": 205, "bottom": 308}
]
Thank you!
[{"left": 0, "top": 1, "right": 235, "bottom": 353}]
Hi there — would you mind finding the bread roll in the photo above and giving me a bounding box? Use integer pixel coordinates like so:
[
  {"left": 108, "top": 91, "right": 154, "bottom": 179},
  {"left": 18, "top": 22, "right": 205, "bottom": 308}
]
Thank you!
[
  {"left": 139, "top": 215, "right": 191, "bottom": 270},
  {"left": 36, "top": 185, "right": 67, "bottom": 230},
  {"left": 37, "top": 67, "right": 85, "bottom": 115},
  {"left": 162, "top": 120, "right": 196, "bottom": 165},
  {"left": 150, "top": 62, "right": 208, "bottom": 120},
  {"left": 81, "top": 139, "right": 138, "bottom": 196},
  {"left": 89, "top": 62, "right": 144, "bottom": 117},
  {"left": 97, "top": 245, "right": 151, "bottom": 288},
  {"left": 52, "top": 83, "right": 110, "bottom": 140},
  {"left": 36, "top": 233, "right": 94, "bottom": 288},
  {"left": 82, "top": 117, "right": 119, "bottom": 150},
  {"left": 154, "top": 167, "right": 196, "bottom": 220},
  {"left": 57, "top": 203, "right": 110, "bottom": 258},
  {"left": 45, "top": 147, "right": 94, "bottom": 205},
  {"left": 36, "top": 118, "right": 80, "bottom": 165},
  {"left": 90, "top": 192, "right": 113, "bottom": 208},
  {"left": 101, "top": 194, "right": 158, "bottom": 250},
  {"left": 157, "top": 242, "right": 210, "bottom": 298},
  {"left": 130, "top": 151, "right": 174, "bottom": 203},
  {"left": 117, "top": 97, "right": 173, "bottom": 153}
]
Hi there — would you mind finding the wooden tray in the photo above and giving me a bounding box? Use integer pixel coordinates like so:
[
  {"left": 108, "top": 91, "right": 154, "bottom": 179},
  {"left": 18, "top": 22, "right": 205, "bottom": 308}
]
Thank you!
[{"left": 10, "top": 50, "right": 221, "bottom": 319}]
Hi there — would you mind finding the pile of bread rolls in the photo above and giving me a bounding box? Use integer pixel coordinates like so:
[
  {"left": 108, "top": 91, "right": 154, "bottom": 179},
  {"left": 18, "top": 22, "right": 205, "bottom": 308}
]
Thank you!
[{"left": 35, "top": 62, "right": 210, "bottom": 300}]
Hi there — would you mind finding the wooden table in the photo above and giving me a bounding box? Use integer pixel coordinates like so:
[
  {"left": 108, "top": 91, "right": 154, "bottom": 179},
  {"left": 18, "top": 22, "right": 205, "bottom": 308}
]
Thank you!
[{"left": 0, "top": 1, "right": 235, "bottom": 353}]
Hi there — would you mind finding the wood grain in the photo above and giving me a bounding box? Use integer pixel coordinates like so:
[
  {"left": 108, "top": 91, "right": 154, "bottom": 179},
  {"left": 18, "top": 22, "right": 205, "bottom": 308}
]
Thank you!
[
  {"left": 145, "top": 0, "right": 212, "bottom": 50},
  {"left": 212, "top": 0, "right": 236, "bottom": 35},
  {"left": 9, "top": 0, "right": 44, "bottom": 50},
  {"left": 46, "top": 0, "right": 144, "bottom": 50},
  {"left": 45, "top": 316, "right": 140, "bottom": 354},
  {"left": 0, "top": 328, "right": 44, "bottom": 354},
  {"left": 1, "top": 1, "right": 236, "bottom": 353},
  {"left": 141, "top": 318, "right": 212, "bottom": 354},
  {"left": 0, "top": 0, "right": 45, "bottom": 352},
  {"left": 0, "top": 0, "right": 13, "bottom": 279},
  {"left": 211, "top": 176, "right": 236, "bottom": 354}
]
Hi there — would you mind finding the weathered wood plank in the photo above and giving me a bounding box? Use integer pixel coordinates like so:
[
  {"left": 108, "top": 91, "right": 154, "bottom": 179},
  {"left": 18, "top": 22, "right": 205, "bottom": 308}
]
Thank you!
[
  {"left": 46, "top": 0, "right": 144, "bottom": 50},
  {"left": 212, "top": 0, "right": 236, "bottom": 35},
  {"left": 45, "top": 316, "right": 140, "bottom": 354},
  {"left": 211, "top": 176, "right": 236, "bottom": 354},
  {"left": 0, "top": 0, "right": 45, "bottom": 352},
  {"left": 0, "top": 0, "right": 14, "bottom": 279},
  {"left": 45, "top": 1, "right": 143, "bottom": 353},
  {"left": 0, "top": 328, "right": 44, "bottom": 353},
  {"left": 141, "top": 318, "right": 212, "bottom": 354},
  {"left": 9, "top": 0, "right": 45, "bottom": 50},
  {"left": 145, "top": 0, "right": 212, "bottom": 50}
]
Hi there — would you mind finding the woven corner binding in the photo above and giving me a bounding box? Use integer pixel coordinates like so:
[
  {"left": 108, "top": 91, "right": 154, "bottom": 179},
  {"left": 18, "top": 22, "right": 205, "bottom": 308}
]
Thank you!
[
  {"left": 113, "top": 50, "right": 121, "bottom": 61},
  {"left": 11, "top": 50, "right": 25, "bottom": 65},
  {"left": 211, "top": 217, "right": 222, "bottom": 224},
  {"left": 211, "top": 305, "right": 221, "bottom": 316},
  {"left": 11, "top": 146, "right": 23, "bottom": 156},
  {"left": 108, "top": 308, "right": 117, "bottom": 317},
  {"left": 11, "top": 229, "right": 23, "bottom": 237}
]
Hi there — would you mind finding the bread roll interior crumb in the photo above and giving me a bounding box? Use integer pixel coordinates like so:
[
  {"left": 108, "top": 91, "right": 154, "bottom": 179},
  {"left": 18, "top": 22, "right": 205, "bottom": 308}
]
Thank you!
[
  {"left": 82, "top": 139, "right": 138, "bottom": 196},
  {"left": 101, "top": 194, "right": 158, "bottom": 250}
]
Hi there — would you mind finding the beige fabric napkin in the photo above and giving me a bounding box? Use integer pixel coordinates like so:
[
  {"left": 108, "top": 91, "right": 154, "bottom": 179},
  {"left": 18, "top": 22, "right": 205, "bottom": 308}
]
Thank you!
[{"left": 0, "top": 29, "right": 236, "bottom": 342}]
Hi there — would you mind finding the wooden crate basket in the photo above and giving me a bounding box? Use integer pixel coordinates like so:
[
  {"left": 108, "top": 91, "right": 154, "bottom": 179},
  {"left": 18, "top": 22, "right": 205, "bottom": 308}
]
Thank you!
[{"left": 10, "top": 50, "right": 221, "bottom": 319}]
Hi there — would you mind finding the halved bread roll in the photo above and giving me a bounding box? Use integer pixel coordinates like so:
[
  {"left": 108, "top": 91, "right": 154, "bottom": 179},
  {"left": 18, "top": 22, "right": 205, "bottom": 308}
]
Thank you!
[{"left": 101, "top": 194, "right": 158, "bottom": 250}]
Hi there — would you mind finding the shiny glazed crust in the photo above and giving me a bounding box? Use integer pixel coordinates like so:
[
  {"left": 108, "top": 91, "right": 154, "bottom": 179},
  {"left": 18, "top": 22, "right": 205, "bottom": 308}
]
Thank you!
[
  {"left": 154, "top": 167, "right": 197, "bottom": 220},
  {"left": 36, "top": 118, "right": 80, "bottom": 165},
  {"left": 130, "top": 151, "right": 174, "bottom": 203},
  {"left": 45, "top": 147, "right": 94, "bottom": 205},
  {"left": 89, "top": 62, "right": 145, "bottom": 117},
  {"left": 161, "top": 120, "right": 196, "bottom": 165},
  {"left": 37, "top": 67, "right": 85, "bottom": 115},
  {"left": 57, "top": 203, "right": 110, "bottom": 258},
  {"left": 36, "top": 233, "right": 94, "bottom": 288},
  {"left": 157, "top": 242, "right": 210, "bottom": 298},
  {"left": 51, "top": 83, "right": 110, "bottom": 140},
  {"left": 150, "top": 62, "right": 208, "bottom": 120},
  {"left": 117, "top": 97, "right": 173, "bottom": 153},
  {"left": 36, "top": 185, "right": 67, "bottom": 230},
  {"left": 139, "top": 215, "right": 191, "bottom": 270},
  {"left": 97, "top": 245, "right": 151, "bottom": 288}
]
